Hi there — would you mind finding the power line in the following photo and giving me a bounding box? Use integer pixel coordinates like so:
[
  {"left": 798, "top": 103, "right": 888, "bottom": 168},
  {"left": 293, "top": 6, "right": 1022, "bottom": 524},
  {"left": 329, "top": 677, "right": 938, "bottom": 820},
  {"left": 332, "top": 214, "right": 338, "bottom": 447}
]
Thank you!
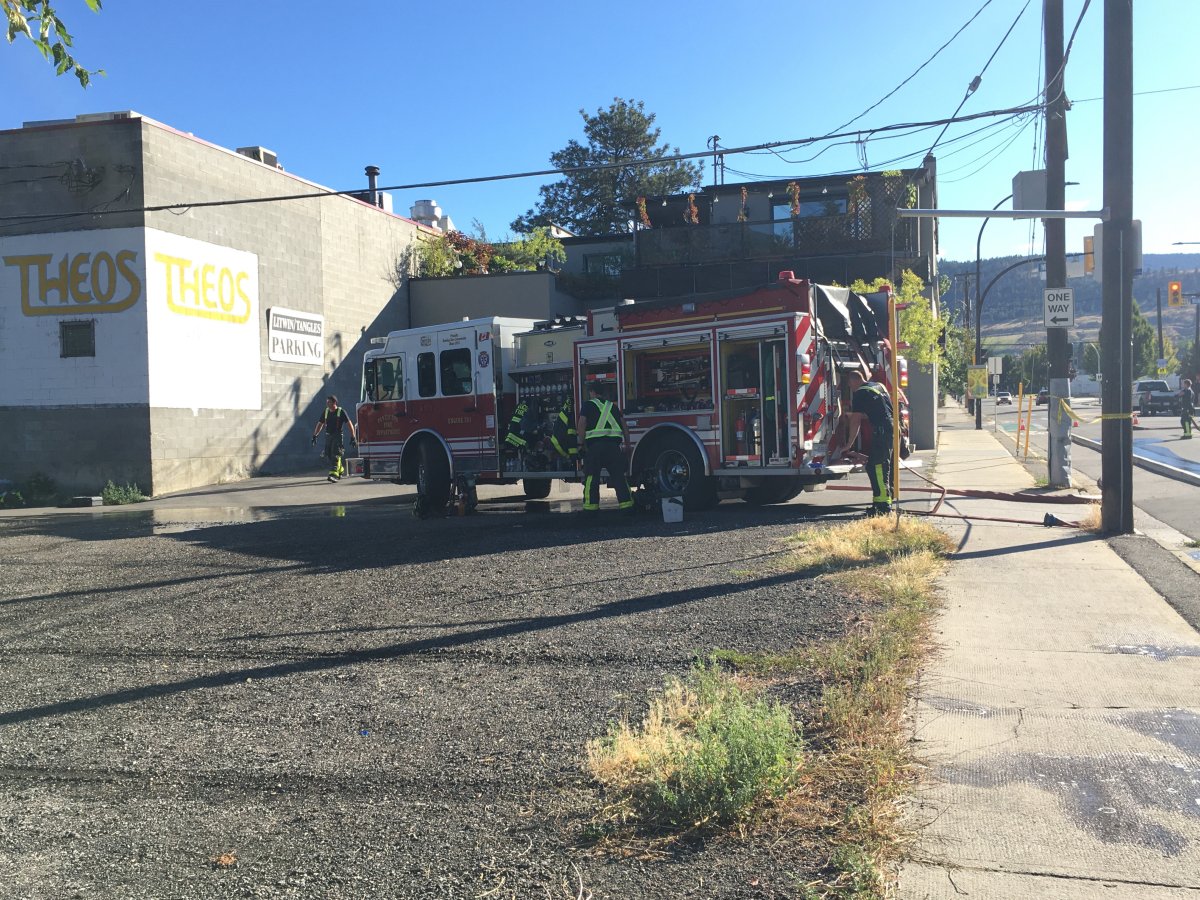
[
  {"left": 925, "top": 0, "right": 1033, "bottom": 157},
  {"left": 818, "top": 0, "right": 998, "bottom": 137},
  {"left": 1072, "top": 83, "right": 1200, "bottom": 103},
  {"left": 0, "top": 101, "right": 1046, "bottom": 226}
]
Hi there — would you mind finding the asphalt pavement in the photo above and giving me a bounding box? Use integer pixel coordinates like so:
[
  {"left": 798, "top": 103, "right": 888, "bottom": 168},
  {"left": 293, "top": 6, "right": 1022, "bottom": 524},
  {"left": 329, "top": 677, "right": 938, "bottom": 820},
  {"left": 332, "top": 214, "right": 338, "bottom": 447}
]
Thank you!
[{"left": 982, "top": 395, "right": 1200, "bottom": 547}]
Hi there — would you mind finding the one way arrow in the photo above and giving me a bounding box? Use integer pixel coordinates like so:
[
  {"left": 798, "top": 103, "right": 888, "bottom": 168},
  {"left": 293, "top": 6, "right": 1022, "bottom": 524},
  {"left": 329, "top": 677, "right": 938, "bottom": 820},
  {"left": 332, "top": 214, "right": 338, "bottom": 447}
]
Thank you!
[{"left": 1050, "top": 316, "right": 1069, "bottom": 324}]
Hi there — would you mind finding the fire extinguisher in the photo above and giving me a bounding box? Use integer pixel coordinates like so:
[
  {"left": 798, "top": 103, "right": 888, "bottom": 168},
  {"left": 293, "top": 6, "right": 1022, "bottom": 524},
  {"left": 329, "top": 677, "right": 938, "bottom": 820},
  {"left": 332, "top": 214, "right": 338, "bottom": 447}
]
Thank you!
[
  {"left": 735, "top": 413, "right": 747, "bottom": 454},
  {"left": 749, "top": 410, "right": 761, "bottom": 456}
]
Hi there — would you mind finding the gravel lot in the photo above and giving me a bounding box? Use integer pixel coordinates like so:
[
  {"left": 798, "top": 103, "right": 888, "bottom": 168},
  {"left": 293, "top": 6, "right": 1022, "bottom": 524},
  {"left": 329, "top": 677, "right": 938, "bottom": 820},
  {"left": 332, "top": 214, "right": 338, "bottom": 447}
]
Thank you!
[{"left": 0, "top": 484, "right": 875, "bottom": 899}]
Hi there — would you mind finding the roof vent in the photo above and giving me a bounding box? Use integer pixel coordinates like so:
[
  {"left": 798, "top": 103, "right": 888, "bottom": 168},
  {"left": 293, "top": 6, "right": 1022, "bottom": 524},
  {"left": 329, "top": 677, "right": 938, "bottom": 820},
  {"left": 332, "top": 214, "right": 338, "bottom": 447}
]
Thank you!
[{"left": 236, "top": 146, "right": 280, "bottom": 169}]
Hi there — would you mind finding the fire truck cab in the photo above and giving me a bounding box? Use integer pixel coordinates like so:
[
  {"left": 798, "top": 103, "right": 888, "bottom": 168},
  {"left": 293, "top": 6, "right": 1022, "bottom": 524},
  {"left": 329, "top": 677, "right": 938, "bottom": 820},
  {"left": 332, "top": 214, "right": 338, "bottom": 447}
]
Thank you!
[{"left": 354, "top": 316, "right": 545, "bottom": 510}]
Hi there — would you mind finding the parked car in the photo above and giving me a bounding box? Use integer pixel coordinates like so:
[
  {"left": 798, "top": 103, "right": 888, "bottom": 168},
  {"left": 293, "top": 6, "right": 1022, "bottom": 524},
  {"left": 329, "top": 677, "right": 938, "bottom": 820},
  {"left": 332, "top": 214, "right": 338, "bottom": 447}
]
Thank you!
[
  {"left": 1036, "top": 389, "right": 1050, "bottom": 406},
  {"left": 1132, "top": 379, "right": 1177, "bottom": 416},
  {"left": 996, "top": 391, "right": 1013, "bottom": 406}
]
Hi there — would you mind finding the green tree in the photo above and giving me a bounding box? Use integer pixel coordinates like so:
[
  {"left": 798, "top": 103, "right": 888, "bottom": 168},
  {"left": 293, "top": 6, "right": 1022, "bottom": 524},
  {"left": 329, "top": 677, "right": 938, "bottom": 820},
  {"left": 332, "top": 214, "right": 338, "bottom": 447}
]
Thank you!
[
  {"left": 511, "top": 98, "right": 701, "bottom": 236},
  {"left": 849, "top": 269, "right": 944, "bottom": 366},
  {"left": 939, "top": 313, "right": 969, "bottom": 399},
  {"left": 1131, "top": 301, "right": 1157, "bottom": 378},
  {"left": 4, "top": 0, "right": 101, "bottom": 85},
  {"left": 1081, "top": 342, "right": 1101, "bottom": 377},
  {"left": 485, "top": 227, "right": 566, "bottom": 273}
]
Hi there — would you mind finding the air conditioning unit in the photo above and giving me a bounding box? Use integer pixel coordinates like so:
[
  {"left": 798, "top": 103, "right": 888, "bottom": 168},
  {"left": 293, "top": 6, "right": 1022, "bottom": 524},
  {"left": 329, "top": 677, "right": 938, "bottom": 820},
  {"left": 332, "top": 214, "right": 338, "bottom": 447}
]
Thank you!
[{"left": 236, "top": 146, "right": 280, "bottom": 168}]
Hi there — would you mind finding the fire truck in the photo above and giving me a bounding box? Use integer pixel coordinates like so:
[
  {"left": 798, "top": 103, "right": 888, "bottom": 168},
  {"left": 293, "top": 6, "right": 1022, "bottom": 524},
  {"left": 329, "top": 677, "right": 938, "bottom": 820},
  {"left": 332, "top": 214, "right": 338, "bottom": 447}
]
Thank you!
[{"left": 352, "top": 273, "right": 908, "bottom": 514}]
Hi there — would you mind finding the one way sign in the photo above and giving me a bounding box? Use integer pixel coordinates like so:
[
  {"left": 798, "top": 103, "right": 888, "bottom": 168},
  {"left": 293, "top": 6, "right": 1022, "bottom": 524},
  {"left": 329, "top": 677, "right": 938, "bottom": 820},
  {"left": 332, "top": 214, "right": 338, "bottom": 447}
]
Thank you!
[{"left": 1044, "top": 287, "right": 1074, "bottom": 329}]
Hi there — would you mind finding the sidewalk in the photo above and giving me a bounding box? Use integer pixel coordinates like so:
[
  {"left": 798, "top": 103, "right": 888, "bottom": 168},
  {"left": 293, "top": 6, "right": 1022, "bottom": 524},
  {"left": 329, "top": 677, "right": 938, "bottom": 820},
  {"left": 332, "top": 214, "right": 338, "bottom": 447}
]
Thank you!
[{"left": 899, "top": 406, "right": 1200, "bottom": 898}]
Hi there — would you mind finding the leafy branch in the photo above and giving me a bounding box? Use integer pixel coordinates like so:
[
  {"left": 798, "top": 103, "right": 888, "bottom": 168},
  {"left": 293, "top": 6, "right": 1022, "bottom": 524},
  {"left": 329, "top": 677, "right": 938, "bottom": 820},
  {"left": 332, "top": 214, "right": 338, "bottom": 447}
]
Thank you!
[{"left": 3, "top": 0, "right": 104, "bottom": 86}]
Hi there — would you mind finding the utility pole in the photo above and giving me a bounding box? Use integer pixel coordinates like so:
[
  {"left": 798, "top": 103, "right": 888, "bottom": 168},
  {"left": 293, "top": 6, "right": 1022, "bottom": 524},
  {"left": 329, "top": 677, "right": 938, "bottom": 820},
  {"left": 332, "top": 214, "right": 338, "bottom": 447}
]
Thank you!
[
  {"left": 1045, "top": 0, "right": 1072, "bottom": 487},
  {"left": 1101, "top": 0, "right": 1134, "bottom": 535},
  {"left": 1155, "top": 286, "right": 1164, "bottom": 360}
]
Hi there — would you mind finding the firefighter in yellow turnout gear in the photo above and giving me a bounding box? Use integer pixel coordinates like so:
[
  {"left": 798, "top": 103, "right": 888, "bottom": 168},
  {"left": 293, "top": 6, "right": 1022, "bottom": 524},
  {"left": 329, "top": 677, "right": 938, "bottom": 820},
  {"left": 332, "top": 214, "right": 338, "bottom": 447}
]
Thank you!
[
  {"left": 576, "top": 385, "right": 633, "bottom": 513},
  {"left": 550, "top": 396, "right": 578, "bottom": 460},
  {"left": 312, "top": 395, "right": 357, "bottom": 482}
]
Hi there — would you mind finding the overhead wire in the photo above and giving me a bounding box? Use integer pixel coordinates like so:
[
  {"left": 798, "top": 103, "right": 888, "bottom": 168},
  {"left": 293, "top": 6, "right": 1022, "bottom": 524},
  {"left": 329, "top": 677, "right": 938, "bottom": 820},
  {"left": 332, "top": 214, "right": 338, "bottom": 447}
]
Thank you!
[
  {"left": 722, "top": 110, "right": 1031, "bottom": 182},
  {"left": 0, "top": 100, "right": 1046, "bottom": 226},
  {"left": 822, "top": 0, "right": 998, "bottom": 137}
]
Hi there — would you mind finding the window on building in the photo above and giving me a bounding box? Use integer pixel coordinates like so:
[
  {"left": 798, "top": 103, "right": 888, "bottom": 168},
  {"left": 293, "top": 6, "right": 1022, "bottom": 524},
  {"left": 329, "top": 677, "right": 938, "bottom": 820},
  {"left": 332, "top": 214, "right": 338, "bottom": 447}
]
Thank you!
[
  {"left": 772, "top": 197, "right": 848, "bottom": 223},
  {"left": 60, "top": 320, "right": 95, "bottom": 358},
  {"left": 417, "top": 352, "right": 437, "bottom": 397},
  {"left": 584, "top": 253, "right": 624, "bottom": 277},
  {"left": 439, "top": 348, "right": 473, "bottom": 396}
]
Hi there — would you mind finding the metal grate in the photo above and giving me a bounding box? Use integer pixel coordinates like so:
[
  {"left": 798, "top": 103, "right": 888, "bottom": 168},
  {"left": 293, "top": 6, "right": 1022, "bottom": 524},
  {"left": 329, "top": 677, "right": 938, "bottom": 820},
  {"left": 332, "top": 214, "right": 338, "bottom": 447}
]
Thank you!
[{"left": 59, "top": 320, "right": 96, "bottom": 358}]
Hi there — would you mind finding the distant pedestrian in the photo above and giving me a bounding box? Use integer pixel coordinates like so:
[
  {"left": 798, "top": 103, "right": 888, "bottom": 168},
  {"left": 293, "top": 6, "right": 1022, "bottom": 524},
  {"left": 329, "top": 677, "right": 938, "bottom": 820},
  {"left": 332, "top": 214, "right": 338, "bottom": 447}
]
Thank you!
[
  {"left": 1180, "top": 379, "right": 1197, "bottom": 439},
  {"left": 837, "top": 371, "right": 896, "bottom": 516},
  {"left": 576, "top": 384, "right": 633, "bottom": 514},
  {"left": 312, "top": 395, "right": 357, "bottom": 481}
]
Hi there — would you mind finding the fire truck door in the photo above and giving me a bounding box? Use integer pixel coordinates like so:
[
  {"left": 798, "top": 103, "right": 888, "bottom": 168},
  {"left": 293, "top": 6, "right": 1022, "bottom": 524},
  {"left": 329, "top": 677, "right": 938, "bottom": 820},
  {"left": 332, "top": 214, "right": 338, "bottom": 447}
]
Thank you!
[
  {"left": 358, "top": 353, "right": 407, "bottom": 456},
  {"left": 762, "top": 340, "right": 788, "bottom": 463}
]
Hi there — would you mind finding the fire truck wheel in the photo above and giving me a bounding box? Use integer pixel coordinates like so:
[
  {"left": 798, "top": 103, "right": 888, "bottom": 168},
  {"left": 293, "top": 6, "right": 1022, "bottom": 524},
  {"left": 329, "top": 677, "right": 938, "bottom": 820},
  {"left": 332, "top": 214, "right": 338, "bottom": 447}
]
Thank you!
[
  {"left": 416, "top": 441, "right": 451, "bottom": 514},
  {"left": 648, "top": 437, "right": 717, "bottom": 511},
  {"left": 522, "top": 479, "right": 553, "bottom": 499},
  {"left": 742, "top": 478, "right": 803, "bottom": 506}
]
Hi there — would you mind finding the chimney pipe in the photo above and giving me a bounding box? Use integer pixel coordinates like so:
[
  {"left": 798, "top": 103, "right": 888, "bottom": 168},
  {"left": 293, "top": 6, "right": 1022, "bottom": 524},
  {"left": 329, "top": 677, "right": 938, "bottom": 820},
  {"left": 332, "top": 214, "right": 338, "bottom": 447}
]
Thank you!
[{"left": 365, "top": 165, "right": 380, "bottom": 207}]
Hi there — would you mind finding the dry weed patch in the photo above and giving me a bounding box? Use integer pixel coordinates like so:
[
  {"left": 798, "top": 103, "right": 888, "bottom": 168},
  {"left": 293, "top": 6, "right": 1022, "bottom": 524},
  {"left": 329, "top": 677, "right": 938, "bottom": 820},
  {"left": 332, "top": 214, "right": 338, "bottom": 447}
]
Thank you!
[{"left": 585, "top": 517, "right": 953, "bottom": 898}]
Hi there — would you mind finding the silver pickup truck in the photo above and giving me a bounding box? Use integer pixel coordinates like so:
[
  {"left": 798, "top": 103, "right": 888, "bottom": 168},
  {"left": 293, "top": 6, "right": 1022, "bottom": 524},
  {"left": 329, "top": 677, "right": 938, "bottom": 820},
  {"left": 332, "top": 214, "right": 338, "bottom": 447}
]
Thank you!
[{"left": 1132, "top": 379, "right": 1179, "bottom": 416}]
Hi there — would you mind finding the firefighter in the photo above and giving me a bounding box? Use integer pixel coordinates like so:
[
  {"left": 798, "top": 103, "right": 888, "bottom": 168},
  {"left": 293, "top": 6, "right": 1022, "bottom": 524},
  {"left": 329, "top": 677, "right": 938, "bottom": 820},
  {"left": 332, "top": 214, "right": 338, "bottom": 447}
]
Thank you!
[
  {"left": 836, "top": 371, "right": 895, "bottom": 516},
  {"left": 576, "top": 384, "right": 633, "bottom": 514},
  {"left": 1181, "top": 379, "right": 1197, "bottom": 439},
  {"left": 311, "top": 395, "right": 357, "bottom": 482},
  {"left": 550, "top": 395, "right": 578, "bottom": 460}
]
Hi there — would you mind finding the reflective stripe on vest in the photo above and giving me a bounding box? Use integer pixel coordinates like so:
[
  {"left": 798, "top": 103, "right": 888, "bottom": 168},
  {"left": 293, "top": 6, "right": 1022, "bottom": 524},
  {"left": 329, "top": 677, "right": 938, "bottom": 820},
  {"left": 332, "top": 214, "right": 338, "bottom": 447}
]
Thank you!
[{"left": 585, "top": 399, "right": 622, "bottom": 440}]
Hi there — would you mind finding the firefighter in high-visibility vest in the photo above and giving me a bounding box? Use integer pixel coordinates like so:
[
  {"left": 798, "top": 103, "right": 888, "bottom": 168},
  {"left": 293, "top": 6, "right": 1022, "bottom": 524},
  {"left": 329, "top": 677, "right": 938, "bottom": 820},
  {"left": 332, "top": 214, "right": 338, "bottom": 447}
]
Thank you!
[
  {"left": 575, "top": 384, "right": 633, "bottom": 513},
  {"left": 550, "top": 395, "right": 578, "bottom": 459},
  {"left": 311, "top": 395, "right": 357, "bottom": 482}
]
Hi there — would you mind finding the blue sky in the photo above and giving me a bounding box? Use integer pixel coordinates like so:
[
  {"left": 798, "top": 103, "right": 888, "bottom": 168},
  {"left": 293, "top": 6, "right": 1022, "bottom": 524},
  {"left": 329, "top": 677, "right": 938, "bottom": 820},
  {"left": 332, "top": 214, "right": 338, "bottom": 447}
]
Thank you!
[{"left": 5, "top": 0, "right": 1198, "bottom": 264}]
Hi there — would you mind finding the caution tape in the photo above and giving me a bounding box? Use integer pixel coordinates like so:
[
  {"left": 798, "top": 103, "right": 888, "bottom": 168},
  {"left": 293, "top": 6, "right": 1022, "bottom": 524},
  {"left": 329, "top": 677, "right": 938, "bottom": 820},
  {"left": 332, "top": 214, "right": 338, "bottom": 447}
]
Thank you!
[{"left": 1056, "top": 399, "right": 1133, "bottom": 424}]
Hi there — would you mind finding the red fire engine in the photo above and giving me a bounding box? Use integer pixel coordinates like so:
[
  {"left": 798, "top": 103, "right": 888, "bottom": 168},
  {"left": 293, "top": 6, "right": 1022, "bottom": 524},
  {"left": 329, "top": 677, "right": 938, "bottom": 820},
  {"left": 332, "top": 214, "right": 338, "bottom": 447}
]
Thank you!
[{"left": 352, "top": 273, "right": 908, "bottom": 514}]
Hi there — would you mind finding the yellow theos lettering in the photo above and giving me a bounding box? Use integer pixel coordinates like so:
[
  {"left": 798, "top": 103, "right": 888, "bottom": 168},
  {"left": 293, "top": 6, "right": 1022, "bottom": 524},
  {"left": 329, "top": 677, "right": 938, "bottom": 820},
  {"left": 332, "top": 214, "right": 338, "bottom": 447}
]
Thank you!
[
  {"left": 154, "top": 251, "right": 251, "bottom": 324},
  {"left": 5, "top": 250, "right": 142, "bottom": 316}
]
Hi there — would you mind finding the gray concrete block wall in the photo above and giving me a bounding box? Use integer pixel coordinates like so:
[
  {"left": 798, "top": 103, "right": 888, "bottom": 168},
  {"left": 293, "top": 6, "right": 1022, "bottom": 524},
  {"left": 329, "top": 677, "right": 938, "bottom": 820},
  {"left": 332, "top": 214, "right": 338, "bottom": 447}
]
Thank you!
[
  {"left": 138, "top": 120, "right": 420, "bottom": 494},
  {"left": 0, "top": 405, "right": 151, "bottom": 495},
  {"left": 410, "top": 272, "right": 584, "bottom": 327},
  {"left": 0, "top": 119, "right": 146, "bottom": 235},
  {"left": 1, "top": 116, "right": 424, "bottom": 496}
]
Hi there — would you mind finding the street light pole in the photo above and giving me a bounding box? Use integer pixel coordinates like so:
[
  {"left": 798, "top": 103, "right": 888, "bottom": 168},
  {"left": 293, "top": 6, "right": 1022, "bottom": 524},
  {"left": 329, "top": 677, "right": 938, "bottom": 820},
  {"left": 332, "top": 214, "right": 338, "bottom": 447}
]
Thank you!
[{"left": 975, "top": 194, "right": 1013, "bottom": 430}]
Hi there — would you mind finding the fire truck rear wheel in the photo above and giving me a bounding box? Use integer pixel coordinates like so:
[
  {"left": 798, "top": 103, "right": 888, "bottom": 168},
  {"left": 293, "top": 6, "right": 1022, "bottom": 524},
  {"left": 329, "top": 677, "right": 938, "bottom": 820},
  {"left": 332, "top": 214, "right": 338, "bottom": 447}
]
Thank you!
[
  {"left": 742, "top": 478, "right": 803, "bottom": 506},
  {"left": 416, "top": 441, "right": 451, "bottom": 514},
  {"left": 522, "top": 479, "right": 552, "bottom": 499},
  {"left": 648, "top": 437, "right": 717, "bottom": 511}
]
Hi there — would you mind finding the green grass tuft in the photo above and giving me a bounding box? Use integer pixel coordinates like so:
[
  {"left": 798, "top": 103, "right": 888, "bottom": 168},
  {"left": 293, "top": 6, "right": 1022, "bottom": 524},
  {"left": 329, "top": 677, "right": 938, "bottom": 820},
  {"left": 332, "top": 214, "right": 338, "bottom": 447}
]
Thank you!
[
  {"left": 101, "top": 481, "right": 147, "bottom": 505},
  {"left": 588, "top": 661, "right": 803, "bottom": 829}
]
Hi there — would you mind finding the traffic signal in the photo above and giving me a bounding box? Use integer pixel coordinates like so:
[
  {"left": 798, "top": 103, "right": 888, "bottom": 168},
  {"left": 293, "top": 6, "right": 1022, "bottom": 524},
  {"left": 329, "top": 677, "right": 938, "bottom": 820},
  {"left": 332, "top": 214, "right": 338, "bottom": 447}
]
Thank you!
[{"left": 1168, "top": 280, "right": 1184, "bottom": 307}]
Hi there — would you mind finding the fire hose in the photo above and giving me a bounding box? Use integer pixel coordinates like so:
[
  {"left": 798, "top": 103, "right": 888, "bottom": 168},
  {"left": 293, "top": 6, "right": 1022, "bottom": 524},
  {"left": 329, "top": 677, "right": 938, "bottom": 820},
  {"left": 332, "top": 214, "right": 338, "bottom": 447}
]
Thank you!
[{"left": 827, "top": 466, "right": 1098, "bottom": 529}]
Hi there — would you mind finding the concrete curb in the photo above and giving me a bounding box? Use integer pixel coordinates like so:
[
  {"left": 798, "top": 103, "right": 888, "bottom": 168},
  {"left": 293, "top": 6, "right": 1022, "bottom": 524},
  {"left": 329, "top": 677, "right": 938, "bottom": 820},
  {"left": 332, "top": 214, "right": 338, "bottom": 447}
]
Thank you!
[{"left": 1071, "top": 433, "right": 1200, "bottom": 487}]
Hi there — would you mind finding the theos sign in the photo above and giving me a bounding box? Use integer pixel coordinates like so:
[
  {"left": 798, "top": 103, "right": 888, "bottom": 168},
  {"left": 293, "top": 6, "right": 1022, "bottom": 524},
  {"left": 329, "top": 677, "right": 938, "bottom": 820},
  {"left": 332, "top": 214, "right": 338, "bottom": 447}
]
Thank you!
[
  {"left": 0, "top": 228, "right": 261, "bottom": 410},
  {"left": 268, "top": 307, "right": 324, "bottom": 366},
  {"left": 145, "top": 230, "right": 261, "bottom": 410}
]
